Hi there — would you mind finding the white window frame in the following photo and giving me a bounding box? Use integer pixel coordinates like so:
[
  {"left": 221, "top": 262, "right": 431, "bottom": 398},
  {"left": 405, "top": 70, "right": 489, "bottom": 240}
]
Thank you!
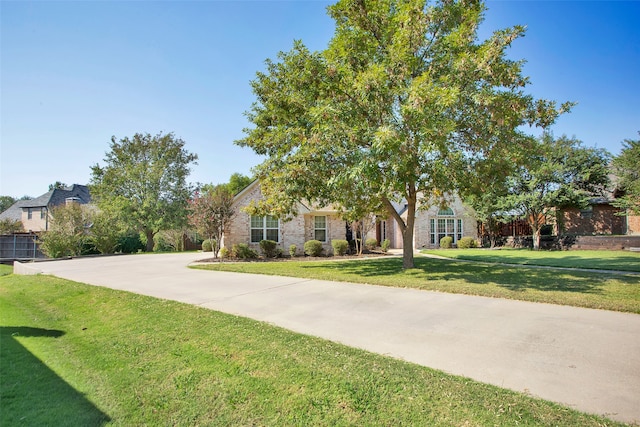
[
  {"left": 314, "top": 215, "right": 327, "bottom": 242},
  {"left": 430, "top": 209, "right": 463, "bottom": 246},
  {"left": 250, "top": 215, "right": 280, "bottom": 243}
]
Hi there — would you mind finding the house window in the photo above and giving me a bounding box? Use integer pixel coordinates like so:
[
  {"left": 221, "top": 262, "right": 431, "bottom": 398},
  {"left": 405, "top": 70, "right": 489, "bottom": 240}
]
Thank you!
[
  {"left": 430, "top": 208, "right": 463, "bottom": 245},
  {"left": 40, "top": 207, "right": 47, "bottom": 219},
  {"left": 314, "top": 216, "right": 327, "bottom": 242},
  {"left": 250, "top": 215, "right": 279, "bottom": 243},
  {"left": 580, "top": 206, "right": 593, "bottom": 219},
  {"left": 27, "top": 208, "right": 33, "bottom": 220}
]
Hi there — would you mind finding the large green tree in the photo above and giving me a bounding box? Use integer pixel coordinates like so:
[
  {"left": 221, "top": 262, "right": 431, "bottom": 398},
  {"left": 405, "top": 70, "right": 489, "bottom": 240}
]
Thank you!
[
  {"left": 500, "top": 133, "right": 610, "bottom": 250},
  {"left": 612, "top": 134, "right": 640, "bottom": 215},
  {"left": 238, "top": 0, "right": 571, "bottom": 268},
  {"left": 90, "top": 132, "right": 198, "bottom": 252}
]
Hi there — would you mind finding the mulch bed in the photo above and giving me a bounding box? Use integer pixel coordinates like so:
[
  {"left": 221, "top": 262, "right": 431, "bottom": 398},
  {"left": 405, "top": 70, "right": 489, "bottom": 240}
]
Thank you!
[{"left": 195, "top": 252, "right": 392, "bottom": 263}]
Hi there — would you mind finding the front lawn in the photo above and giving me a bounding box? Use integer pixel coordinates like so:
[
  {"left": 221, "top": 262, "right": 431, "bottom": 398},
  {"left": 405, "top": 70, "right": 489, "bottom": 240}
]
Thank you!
[
  {"left": 0, "top": 273, "right": 625, "bottom": 426},
  {"left": 193, "top": 257, "right": 640, "bottom": 313},
  {"left": 421, "top": 248, "right": 640, "bottom": 272}
]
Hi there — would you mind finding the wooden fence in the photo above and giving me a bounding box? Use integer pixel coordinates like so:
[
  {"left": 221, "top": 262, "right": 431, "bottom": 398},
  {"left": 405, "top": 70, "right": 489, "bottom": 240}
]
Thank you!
[{"left": 0, "top": 233, "right": 43, "bottom": 261}]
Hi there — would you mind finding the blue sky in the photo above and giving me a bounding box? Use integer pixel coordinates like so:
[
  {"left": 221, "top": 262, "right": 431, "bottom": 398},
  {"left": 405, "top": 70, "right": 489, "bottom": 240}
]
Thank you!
[{"left": 1, "top": 1, "right": 638, "bottom": 199}]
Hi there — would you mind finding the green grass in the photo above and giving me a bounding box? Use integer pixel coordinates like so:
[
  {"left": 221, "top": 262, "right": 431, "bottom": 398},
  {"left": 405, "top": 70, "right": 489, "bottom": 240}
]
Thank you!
[
  {"left": 422, "top": 248, "right": 640, "bottom": 272},
  {"left": 0, "top": 264, "right": 13, "bottom": 276},
  {"left": 0, "top": 274, "right": 627, "bottom": 426},
  {"left": 194, "top": 257, "right": 640, "bottom": 313}
]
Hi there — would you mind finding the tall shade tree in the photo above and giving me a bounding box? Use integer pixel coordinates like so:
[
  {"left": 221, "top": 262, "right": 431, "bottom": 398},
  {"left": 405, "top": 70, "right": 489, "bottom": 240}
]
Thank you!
[
  {"left": 500, "top": 133, "right": 610, "bottom": 250},
  {"left": 612, "top": 134, "right": 640, "bottom": 215},
  {"left": 237, "top": 0, "right": 572, "bottom": 268},
  {"left": 90, "top": 132, "right": 198, "bottom": 252}
]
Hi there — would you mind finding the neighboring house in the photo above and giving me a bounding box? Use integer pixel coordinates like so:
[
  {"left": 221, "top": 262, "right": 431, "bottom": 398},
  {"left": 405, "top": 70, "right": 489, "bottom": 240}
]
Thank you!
[
  {"left": 224, "top": 180, "right": 478, "bottom": 253},
  {"left": 0, "top": 185, "right": 91, "bottom": 232}
]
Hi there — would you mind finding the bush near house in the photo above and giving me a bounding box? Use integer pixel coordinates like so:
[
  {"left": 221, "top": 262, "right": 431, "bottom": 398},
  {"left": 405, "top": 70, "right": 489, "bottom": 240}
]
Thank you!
[
  {"left": 331, "top": 239, "right": 349, "bottom": 256},
  {"left": 289, "top": 244, "right": 297, "bottom": 258},
  {"left": 202, "top": 239, "right": 214, "bottom": 252},
  {"left": 457, "top": 237, "right": 477, "bottom": 249},
  {"left": 219, "top": 247, "right": 230, "bottom": 258},
  {"left": 440, "top": 236, "right": 453, "bottom": 249},
  {"left": 381, "top": 239, "right": 391, "bottom": 253},
  {"left": 259, "top": 240, "right": 278, "bottom": 258},
  {"left": 232, "top": 243, "right": 258, "bottom": 259},
  {"left": 304, "top": 240, "right": 324, "bottom": 257},
  {"left": 365, "top": 238, "right": 378, "bottom": 252}
]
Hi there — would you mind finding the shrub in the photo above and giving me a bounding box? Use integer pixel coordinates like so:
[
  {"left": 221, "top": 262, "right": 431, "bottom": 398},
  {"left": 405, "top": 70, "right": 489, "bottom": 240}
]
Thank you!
[
  {"left": 219, "top": 247, "right": 230, "bottom": 258},
  {"left": 365, "top": 238, "right": 378, "bottom": 251},
  {"left": 202, "top": 239, "right": 213, "bottom": 252},
  {"left": 440, "top": 236, "right": 453, "bottom": 249},
  {"left": 118, "top": 232, "right": 144, "bottom": 254},
  {"left": 289, "top": 244, "right": 297, "bottom": 258},
  {"left": 259, "top": 240, "right": 278, "bottom": 258},
  {"left": 381, "top": 238, "right": 391, "bottom": 253},
  {"left": 331, "top": 239, "right": 349, "bottom": 256},
  {"left": 232, "top": 243, "right": 258, "bottom": 259},
  {"left": 304, "top": 240, "right": 324, "bottom": 257},
  {"left": 457, "top": 236, "right": 477, "bottom": 249}
]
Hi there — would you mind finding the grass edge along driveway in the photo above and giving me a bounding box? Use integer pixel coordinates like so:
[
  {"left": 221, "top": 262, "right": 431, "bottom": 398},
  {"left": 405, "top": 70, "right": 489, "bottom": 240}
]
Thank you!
[
  {"left": 422, "top": 248, "right": 640, "bottom": 272},
  {"left": 0, "top": 273, "right": 629, "bottom": 426},
  {"left": 193, "top": 256, "right": 640, "bottom": 314}
]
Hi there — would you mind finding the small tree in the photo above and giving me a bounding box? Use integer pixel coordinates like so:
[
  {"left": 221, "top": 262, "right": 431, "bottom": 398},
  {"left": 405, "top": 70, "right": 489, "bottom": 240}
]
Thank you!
[
  {"left": 501, "top": 134, "right": 610, "bottom": 249},
  {"left": 612, "top": 134, "right": 640, "bottom": 215},
  {"left": 0, "top": 196, "right": 16, "bottom": 213},
  {"left": 89, "top": 210, "right": 122, "bottom": 254},
  {"left": 0, "top": 219, "right": 24, "bottom": 234},
  {"left": 188, "top": 186, "right": 235, "bottom": 258},
  {"left": 39, "top": 203, "right": 91, "bottom": 258}
]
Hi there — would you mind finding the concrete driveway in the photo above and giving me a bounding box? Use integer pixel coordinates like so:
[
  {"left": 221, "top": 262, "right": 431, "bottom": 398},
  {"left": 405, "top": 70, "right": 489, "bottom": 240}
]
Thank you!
[{"left": 19, "top": 252, "right": 640, "bottom": 424}]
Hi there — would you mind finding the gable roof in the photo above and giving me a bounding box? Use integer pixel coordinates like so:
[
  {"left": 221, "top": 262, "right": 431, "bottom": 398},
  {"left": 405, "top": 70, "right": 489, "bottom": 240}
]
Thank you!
[
  {"left": 20, "top": 184, "right": 91, "bottom": 208},
  {"left": 0, "top": 200, "right": 32, "bottom": 222}
]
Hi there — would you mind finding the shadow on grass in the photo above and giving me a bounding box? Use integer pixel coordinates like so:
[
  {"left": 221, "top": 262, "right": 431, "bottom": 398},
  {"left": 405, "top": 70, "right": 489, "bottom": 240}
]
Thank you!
[
  {"left": 0, "top": 326, "right": 111, "bottom": 426},
  {"left": 301, "top": 257, "right": 613, "bottom": 294}
]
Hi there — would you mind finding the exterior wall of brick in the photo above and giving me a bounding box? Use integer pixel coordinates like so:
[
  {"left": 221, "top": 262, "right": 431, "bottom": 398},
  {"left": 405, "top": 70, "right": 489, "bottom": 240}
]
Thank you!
[
  {"left": 21, "top": 208, "right": 49, "bottom": 232},
  {"left": 224, "top": 182, "right": 349, "bottom": 255},
  {"left": 561, "top": 204, "right": 626, "bottom": 235},
  {"left": 227, "top": 183, "right": 480, "bottom": 252},
  {"left": 627, "top": 214, "right": 640, "bottom": 235},
  {"left": 413, "top": 196, "right": 478, "bottom": 249}
]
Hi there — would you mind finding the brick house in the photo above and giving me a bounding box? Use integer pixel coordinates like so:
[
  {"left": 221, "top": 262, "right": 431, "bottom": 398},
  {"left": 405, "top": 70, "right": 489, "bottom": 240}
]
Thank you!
[
  {"left": 223, "top": 180, "right": 478, "bottom": 253},
  {"left": 0, "top": 185, "right": 91, "bottom": 232}
]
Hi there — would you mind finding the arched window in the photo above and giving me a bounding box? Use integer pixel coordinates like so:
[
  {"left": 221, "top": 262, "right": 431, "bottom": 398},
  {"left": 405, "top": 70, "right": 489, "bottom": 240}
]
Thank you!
[{"left": 430, "top": 207, "right": 462, "bottom": 245}]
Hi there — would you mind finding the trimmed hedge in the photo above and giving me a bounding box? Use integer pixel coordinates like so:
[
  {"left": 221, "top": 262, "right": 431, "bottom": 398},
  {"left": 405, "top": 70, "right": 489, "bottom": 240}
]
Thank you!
[
  {"left": 457, "top": 236, "right": 477, "bottom": 249},
  {"left": 440, "top": 236, "right": 453, "bottom": 249},
  {"left": 304, "top": 240, "right": 324, "bottom": 257},
  {"left": 259, "top": 240, "right": 278, "bottom": 258},
  {"left": 331, "top": 239, "right": 349, "bottom": 256}
]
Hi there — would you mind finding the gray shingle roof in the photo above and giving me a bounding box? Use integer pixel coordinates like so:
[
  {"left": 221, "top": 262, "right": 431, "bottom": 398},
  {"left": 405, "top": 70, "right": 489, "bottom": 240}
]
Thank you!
[
  {"left": 0, "top": 200, "right": 32, "bottom": 222},
  {"left": 20, "top": 185, "right": 91, "bottom": 208}
]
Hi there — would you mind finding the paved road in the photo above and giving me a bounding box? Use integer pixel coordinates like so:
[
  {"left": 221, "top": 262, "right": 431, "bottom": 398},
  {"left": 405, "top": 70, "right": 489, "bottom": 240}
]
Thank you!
[{"left": 20, "top": 253, "right": 640, "bottom": 424}]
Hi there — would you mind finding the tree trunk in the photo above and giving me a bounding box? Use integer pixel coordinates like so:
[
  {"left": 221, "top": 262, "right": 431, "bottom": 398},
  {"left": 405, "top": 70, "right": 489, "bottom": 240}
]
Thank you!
[
  {"left": 145, "top": 229, "right": 155, "bottom": 252},
  {"left": 532, "top": 226, "right": 541, "bottom": 250},
  {"left": 382, "top": 194, "right": 416, "bottom": 269}
]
